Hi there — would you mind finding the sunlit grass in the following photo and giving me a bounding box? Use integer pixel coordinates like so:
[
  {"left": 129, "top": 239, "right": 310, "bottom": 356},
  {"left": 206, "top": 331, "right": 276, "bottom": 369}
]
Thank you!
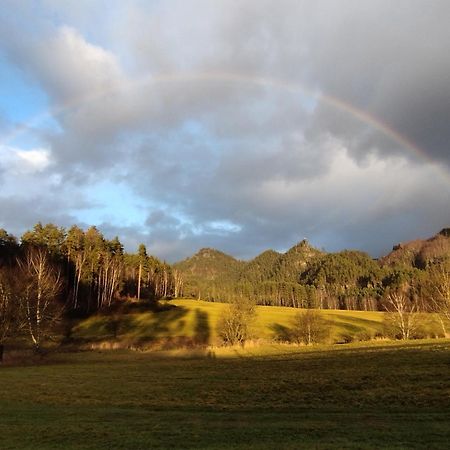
[{"left": 72, "top": 299, "right": 389, "bottom": 346}]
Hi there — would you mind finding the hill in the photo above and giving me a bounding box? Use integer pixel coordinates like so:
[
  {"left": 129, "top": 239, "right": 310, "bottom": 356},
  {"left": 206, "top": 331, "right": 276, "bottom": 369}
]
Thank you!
[
  {"left": 268, "top": 239, "right": 322, "bottom": 282},
  {"left": 175, "top": 248, "right": 244, "bottom": 281},
  {"left": 175, "top": 239, "right": 323, "bottom": 305},
  {"left": 380, "top": 228, "right": 450, "bottom": 269},
  {"left": 174, "top": 248, "right": 245, "bottom": 299},
  {"left": 238, "top": 249, "right": 282, "bottom": 283},
  {"left": 72, "top": 298, "right": 387, "bottom": 346},
  {"left": 173, "top": 230, "right": 450, "bottom": 310}
]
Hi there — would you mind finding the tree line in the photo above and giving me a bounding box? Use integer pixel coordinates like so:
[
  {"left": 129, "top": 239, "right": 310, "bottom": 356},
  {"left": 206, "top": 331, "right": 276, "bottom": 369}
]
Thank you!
[
  {"left": 176, "top": 235, "right": 450, "bottom": 332},
  {"left": 1, "top": 223, "right": 449, "bottom": 357},
  {"left": 0, "top": 223, "right": 184, "bottom": 357}
]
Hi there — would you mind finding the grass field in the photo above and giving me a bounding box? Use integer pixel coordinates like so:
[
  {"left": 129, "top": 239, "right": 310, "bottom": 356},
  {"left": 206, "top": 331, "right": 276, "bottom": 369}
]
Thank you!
[
  {"left": 1, "top": 340, "right": 450, "bottom": 449},
  {"left": 71, "top": 298, "right": 387, "bottom": 346}
]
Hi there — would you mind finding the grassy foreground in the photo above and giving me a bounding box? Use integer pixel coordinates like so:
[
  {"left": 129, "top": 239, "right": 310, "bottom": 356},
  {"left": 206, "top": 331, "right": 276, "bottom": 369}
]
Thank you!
[
  {"left": 1, "top": 340, "right": 450, "bottom": 449},
  {"left": 72, "top": 298, "right": 387, "bottom": 346}
]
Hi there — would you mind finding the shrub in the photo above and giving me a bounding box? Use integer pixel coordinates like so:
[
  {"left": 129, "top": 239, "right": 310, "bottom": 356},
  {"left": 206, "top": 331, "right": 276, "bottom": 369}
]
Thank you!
[
  {"left": 354, "top": 330, "right": 373, "bottom": 342},
  {"left": 290, "top": 309, "right": 329, "bottom": 345},
  {"left": 217, "top": 298, "right": 256, "bottom": 346}
]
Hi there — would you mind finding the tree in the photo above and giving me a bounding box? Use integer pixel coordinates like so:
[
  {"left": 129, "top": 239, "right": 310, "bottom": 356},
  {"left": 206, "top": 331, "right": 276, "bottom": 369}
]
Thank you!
[
  {"left": 217, "top": 297, "right": 256, "bottom": 345},
  {"left": 137, "top": 244, "right": 147, "bottom": 300},
  {"left": 427, "top": 259, "right": 450, "bottom": 336},
  {"left": 97, "top": 237, "right": 124, "bottom": 308},
  {"left": 84, "top": 226, "right": 105, "bottom": 311},
  {"left": 0, "top": 229, "right": 19, "bottom": 264},
  {"left": 383, "top": 285, "right": 419, "bottom": 340},
  {"left": 0, "top": 269, "right": 16, "bottom": 362},
  {"left": 65, "top": 225, "right": 86, "bottom": 310},
  {"left": 17, "top": 248, "right": 63, "bottom": 350},
  {"left": 21, "top": 222, "right": 66, "bottom": 257},
  {"left": 172, "top": 269, "right": 184, "bottom": 298},
  {"left": 290, "top": 309, "right": 329, "bottom": 345}
]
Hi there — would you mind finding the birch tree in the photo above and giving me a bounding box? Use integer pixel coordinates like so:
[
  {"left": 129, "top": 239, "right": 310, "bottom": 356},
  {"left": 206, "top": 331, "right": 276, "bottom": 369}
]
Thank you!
[
  {"left": 428, "top": 259, "right": 450, "bottom": 336},
  {"left": 173, "top": 269, "right": 184, "bottom": 298},
  {"left": 18, "top": 248, "right": 63, "bottom": 350},
  {"left": 65, "top": 225, "right": 86, "bottom": 310},
  {"left": 384, "top": 285, "right": 419, "bottom": 340}
]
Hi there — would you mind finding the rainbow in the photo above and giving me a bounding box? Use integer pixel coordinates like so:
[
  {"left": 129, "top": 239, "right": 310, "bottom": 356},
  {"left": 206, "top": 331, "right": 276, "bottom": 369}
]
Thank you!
[{"left": 2, "top": 70, "right": 449, "bottom": 184}]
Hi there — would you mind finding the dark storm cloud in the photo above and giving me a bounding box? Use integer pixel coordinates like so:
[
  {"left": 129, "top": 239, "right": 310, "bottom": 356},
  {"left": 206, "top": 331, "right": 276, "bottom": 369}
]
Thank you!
[{"left": 301, "top": 1, "right": 450, "bottom": 167}]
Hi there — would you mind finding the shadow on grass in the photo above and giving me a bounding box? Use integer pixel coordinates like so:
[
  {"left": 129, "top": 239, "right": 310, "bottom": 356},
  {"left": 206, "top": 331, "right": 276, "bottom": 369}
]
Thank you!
[
  {"left": 325, "top": 313, "right": 382, "bottom": 329},
  {"left": 269, "top": 323, "right": 292, "bottom": 342},
  {"left": 193, "top": 309, "right": 210, "bottom": 346},
  {"left": 335, "top": 322, "right": 366, "bottom": 335},
  {"left": 120, "top": 306, "right": 189, "bottom": 338},
  {"left": 103, "top": 299, "right": 176, "bottom": 315},
  {"left": 71, "top": 303, "right": 189, "bottom": 344}
]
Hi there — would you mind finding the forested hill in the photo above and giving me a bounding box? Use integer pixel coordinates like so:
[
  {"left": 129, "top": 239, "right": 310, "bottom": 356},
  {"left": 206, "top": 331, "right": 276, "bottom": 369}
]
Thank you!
[
  {"left": 175, "top": 239, "right": 322, "bottom": 285},
  {"left": 238, "top": 249, "right": 283, "bottom": 283},
  {"left": 380, "top": 228, "right": 450, "bottom": 269},
  {"left": 174, "top": 239, "right": 322, "bottom": 293},
  {"left": 174, "top": 230, "right": 450, "bottom": 310},
  {"left": 175, "top": 248, "right": 244, "bottom": 283},
  {"left": 267, "top": 240, "right": 323, "bottom": 282},
  {"left": 1, "top": 222, "right": 449, "bottom": 313}
]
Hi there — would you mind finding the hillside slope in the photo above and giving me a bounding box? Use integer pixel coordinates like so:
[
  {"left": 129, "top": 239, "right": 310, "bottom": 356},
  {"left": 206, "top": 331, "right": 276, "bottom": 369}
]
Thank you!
[
  {"left": 238, "top": 249, "right": 282, "bottom": 283},
  {"left": 174, "top": 248, "right": 244, "bottom": 282},
  {"left": 173, "top": 230, "right": 450, "bottom": 309},
  {"left": 380, "top": 228, "right": 450, "bottom": 268},
  {"left": 175, "top": 239, "right": 323, "bottom": 303},
  {"left": 268, "top": 239, "right": 322, "bottom": 282},
  {"left": 72, "top": 299, "right": 386, "bottom": 346}
]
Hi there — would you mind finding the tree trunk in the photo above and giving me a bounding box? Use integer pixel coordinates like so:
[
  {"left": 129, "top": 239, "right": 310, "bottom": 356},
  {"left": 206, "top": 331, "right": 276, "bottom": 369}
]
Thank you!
[{"left": 137, "top": 263, "right": 142, "bottom": 300}]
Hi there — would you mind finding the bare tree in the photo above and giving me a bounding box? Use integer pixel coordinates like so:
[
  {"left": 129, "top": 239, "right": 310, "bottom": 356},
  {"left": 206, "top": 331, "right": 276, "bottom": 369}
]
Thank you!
[
  {"left": 428, "top": 260, "right": 450, "bottom": 337},
  {"left": 291, "top": 309, "right": 329, "bottom": 345},
  {"left": 384, "top": 286, "right": 419, "bottom": 340},
  {"left": 173, "top": 269, "right": 184, "bottom": 298},
  {"left": 217, "top": 297, "right": 256, "bottom": 346},
  {"left": 18, "top": 248, "right": 63, "bottom": 350}
]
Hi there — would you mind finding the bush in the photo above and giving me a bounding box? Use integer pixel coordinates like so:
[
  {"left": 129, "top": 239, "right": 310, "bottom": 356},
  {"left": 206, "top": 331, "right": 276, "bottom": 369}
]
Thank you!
[
  {"left": 217, "top": 298, "right": 256, "bottom": 346},
  {"left": 337, "top": 333, "right": 354, "bottom": 344},
  {"left": 290, "top": 310, "right": 329, "bottom": 345},
  {"left": 354, "top": 330, "right": 373, "bottom": 342}
]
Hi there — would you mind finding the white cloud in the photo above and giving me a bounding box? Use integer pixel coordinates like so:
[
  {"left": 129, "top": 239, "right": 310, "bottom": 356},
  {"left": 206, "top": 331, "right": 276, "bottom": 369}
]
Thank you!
[
  {"left": 0, "top": 146, "right": 51, "bottom": 175},
  {"left": 37, "top": 25, "right": 124, "bottom": 104},
  {"left": 16, "top": 148, "right": 51, "bottom": 171}
]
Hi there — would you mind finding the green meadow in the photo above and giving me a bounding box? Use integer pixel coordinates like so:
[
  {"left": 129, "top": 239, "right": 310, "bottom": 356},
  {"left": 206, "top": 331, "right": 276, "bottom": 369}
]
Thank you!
[
  {"left": 2, "top": 300, "right": 449, "bottom": 449},
  {"left": 72, "top": 298, "right": 386, "bottom": 346},
  {"left": 1, "top": 340, "right": 450, "bottom": 449}
]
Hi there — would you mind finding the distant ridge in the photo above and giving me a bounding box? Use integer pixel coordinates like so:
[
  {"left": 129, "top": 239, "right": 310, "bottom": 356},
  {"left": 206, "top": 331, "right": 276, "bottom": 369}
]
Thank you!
[
  {"left": 175, "top": 239, "right": 323, "bottom": 284},
  {"left": 380, "top": 228, "right": 450, "bottom": 269},
  {"left": 176, "top": 230, "right": 450, "bottom": 284}
]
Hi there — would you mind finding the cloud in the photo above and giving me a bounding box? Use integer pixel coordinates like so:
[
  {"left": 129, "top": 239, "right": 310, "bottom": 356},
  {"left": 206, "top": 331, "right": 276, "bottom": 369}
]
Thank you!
[
  {"left": 0, "top": 1, "right": 449, "bottom": 260},
  {"left": 0, "top": 146, "right": 51, "bottom": 175}
]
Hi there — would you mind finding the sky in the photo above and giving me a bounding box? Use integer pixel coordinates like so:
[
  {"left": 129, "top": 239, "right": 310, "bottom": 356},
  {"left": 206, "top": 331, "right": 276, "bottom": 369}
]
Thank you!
[{"left": 0, "top": 0, "right": 449, "bottom": 262}]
